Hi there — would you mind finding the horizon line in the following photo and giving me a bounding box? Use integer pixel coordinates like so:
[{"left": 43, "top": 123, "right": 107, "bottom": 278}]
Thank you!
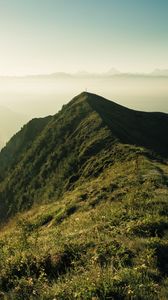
[{"left": 0, "top": 68, "right": 168, "bottom": 78}]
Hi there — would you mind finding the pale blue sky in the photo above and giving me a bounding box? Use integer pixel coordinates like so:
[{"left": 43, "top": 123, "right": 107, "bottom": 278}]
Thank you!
[{"left": 0, "top": 0, "right": 167, "bottom": 75}]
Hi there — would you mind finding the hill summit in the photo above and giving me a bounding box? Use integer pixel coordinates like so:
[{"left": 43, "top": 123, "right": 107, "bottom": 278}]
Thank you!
[
  {"left": 0, "top": 92, "right": 168, "bottom": 221},
  {"left": 0, "top": 92, "right": 168, "bottom": 299}
]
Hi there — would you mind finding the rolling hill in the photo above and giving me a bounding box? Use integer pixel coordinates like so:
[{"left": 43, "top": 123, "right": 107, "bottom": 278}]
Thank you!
[{"left": 0, "top": 92, "right": 168, "bottom": 299}]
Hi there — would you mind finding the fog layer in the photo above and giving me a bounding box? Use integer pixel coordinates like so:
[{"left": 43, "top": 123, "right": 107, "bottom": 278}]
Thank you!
[{"left": 0, "top": 75, "right": 168, "bottom": 148}]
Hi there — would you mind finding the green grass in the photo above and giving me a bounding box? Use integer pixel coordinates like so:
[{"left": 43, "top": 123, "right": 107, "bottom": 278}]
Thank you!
[
  {"left": 1, "top": 92, "right": 168, "bottom": 221},
  {"left": 0, "top": 152, "right": 168, "bottom": 299},
  {"left": 0, "top": 92, "right": 168, "bottom": 298}
]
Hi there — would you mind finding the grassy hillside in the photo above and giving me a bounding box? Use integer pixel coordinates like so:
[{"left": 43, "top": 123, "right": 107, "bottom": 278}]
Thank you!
[
  {"left": 0, "top": 92, "right": 168, "bottom": 221},
  {"left": 0, "top": 93, "right": 114, "bottom": 220},
  {"left": 0, "top": 116, "right": 52, "bottom": 178},
  {"left": 0, "top": 148, "right": 168, "bottom": 299},
  {"left": 0, "top": 92, "right": 168, "bottom": 299}
]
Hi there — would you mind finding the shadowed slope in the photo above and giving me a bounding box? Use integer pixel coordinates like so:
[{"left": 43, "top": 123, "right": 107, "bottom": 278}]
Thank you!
[{"left": 86, "top": 92, "right": 168, "bottom": 158}]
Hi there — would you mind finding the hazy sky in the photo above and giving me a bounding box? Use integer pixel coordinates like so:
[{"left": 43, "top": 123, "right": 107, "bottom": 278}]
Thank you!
[{"left": 0, "top": 0, "right": 168, "bottom": 75}]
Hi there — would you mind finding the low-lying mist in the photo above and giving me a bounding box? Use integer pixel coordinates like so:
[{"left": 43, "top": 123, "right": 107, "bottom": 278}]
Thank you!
[{"left": 0, "top": 74, "right": 168, "bottom": 148}]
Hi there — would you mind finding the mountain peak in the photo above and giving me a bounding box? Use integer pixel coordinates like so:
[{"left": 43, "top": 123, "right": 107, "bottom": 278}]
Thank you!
[
  {"left": 1, "top": 92, "right": 168, "bottom": 298},
  {"left": 70, "top": 91, "right": 115, "bottom": 108},
  {"left": 67, "top": 91, "right": 99, "bottom": 108},
  {"left": 69, "top": 92, "right": 168, "bottom": 158},
  {"left": 68, "top": 91, "right": 89, "bottom": 105},
  {"left": 73, "top": 91, "right": 92, "bottom": 100},
  {"left": 0, "top": 92, "right": 168, "bottom": 220}
]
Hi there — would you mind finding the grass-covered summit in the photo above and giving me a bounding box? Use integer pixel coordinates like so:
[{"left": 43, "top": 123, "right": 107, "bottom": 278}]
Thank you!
[
  {"left": 0, "top": 92, "right": 168, "bottom": 221},
  {"left": 0, "top": 92, "right": 168, "bottom": 299}
]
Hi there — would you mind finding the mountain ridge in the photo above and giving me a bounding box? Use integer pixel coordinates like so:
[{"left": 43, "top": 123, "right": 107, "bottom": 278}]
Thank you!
[
  {"left": 0, "top": 92, "right": 168, "bottom": 299},
  {"left": 0, "top": 92, "right": 168, "bottom": 222}
]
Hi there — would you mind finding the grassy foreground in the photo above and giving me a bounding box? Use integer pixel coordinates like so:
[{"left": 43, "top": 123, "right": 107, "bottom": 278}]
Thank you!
[{"left": 0, "top": 147, "right": 168, "bottom": 299}]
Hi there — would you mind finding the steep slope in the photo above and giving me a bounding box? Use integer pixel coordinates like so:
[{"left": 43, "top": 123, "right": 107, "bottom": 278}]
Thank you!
[
  {"left": 0, "top": 92, "right": 168, "bottom": 221},
  {"left": 0, "top": 116, "right": 52, "bottom": 178},
  {"left": 87, "top": 93, "right": 168, "bottom": 158},
  {"left": 0, "top": 92, "right": 168, "bottom": 299},
  {"left": 0, "top": 138, "right": 4, "bottom": 150},
  {"left": 0, "top": 105, "right": 29, "bottom": 150}
]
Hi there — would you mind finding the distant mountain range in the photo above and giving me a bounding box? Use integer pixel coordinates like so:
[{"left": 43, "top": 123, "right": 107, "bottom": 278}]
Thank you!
[
  {"left": 151, "top": 69, "right": 168, "bottom": 76},
  {"left": 1, "top": 68, "right": 168, "bottom": 79}
]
